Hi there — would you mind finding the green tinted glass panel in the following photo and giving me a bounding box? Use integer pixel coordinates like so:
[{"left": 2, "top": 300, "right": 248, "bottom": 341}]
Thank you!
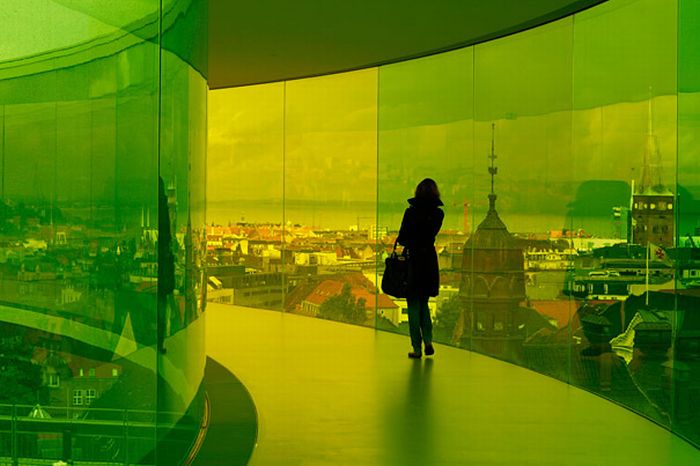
[
  {"left": 572, "top": 0, "right": 677, "bottom": 431},
  {"left": 675, "top": 0, "right": 700, "bottom": 445},
  {"left": 0, "top": 1, "right": 207, "bottom": 464},
  {"left": 378, "top": 48, "right": 474, "bottom": 344},
  {"left": 472, "top": 18, "right": 574, "bottom": 374},
  {"left": 208, "top": 83, "right": 285, "bottom": 310},
  {"left": 284, "top": 70, "right": 378, "bottom": 327}
]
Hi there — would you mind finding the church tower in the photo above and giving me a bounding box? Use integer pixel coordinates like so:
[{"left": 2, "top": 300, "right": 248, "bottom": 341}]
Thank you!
[
  {"left": 454, "top": 124, "right": 527, "bottom": 361},
  {"left": 632, "top": 92, "right": 674, "bottom": 248}
]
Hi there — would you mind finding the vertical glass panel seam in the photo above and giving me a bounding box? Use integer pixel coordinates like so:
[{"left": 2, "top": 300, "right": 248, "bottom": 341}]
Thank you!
[
  {"left": 282, "top": 81, "right": 287, "bottom": 313},
  {"left": 375, "top": 68, "right": 380, "bottom": 330}
]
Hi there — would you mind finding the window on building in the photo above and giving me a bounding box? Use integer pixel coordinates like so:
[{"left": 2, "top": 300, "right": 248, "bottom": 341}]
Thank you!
[
  {"left": 48, "top": 374, "right": 60, "bottom": 388},
  {"left": 650, "top": 203, "right": 656, "bottom": 210},
  {"left": 112, "top": 368, "right": 119, "bottom": 377},
  {"left": 668, "top": 203, "right": 673, "bottom": 210},
  {"left": 85, "top": 389, "right": 96, "bottom": 405},
  {"left": 88, "top": 368, "right": 95, "bottom": 377},
  {"left": 73, "top": 390, "right": 83, "bottom": 406},
  {"left": 494, "top": 322, "right": 504, "bottom": 331},
  {"left": 79, "top": 368, "right": 84, "bottom": 377}
]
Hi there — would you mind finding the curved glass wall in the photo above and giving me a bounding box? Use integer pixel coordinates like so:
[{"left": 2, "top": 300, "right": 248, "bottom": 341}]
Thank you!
[
  {"left": 0, "top": 1, "right": 207, "bottom": 464},
  {"left": 209, "top": 0, "right": 700, "bottom": 449}
]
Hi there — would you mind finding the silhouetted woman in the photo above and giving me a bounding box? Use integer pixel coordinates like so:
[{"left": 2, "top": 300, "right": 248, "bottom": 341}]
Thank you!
[{"left": 397, "top": 178, "right": 444, "bottom": 358}]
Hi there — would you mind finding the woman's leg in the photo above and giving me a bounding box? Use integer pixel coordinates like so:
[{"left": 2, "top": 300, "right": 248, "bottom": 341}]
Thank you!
[
  {"left": 406, "top": 296, "right": 423, "bottom": 354},
  {"left": 419, "top": 295, "right": 433, "bottom": 346}
]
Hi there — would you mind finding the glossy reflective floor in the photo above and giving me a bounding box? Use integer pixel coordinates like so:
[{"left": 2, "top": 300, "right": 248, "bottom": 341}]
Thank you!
[{"left": 206, "top": 303, "right": 700, "bottom": 465}]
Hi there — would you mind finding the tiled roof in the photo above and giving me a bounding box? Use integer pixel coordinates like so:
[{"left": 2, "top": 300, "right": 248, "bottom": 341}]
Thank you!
[
  {"left": 302, "top": 278, "right": 397, "bottom": 310},
  {"left": 530, "top": 300, "right": 578, "bottom": 329}
]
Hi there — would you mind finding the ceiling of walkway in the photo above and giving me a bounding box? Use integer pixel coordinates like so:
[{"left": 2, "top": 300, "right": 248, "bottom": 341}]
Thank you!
[{"left": 208, "top": 0, "right": 605, "bottom": 89}]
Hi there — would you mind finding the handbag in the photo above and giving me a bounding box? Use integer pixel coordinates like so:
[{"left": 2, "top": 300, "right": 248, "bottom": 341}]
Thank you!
[{"left": 381, "top": 241, "right": 409, "bottom": 298}]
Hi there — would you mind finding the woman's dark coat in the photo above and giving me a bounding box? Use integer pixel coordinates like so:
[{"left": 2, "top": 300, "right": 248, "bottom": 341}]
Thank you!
[{"left": 396, "top": 197, "right": 444, "bottom": 297}]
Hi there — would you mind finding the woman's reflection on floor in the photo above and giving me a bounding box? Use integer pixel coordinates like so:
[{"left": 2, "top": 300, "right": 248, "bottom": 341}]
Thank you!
[{"left": 384, "top": 358, "right": 435, "bottom": 465}]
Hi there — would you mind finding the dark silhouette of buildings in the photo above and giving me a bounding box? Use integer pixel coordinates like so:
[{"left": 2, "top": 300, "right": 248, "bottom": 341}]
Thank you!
[{"left": 453, "top": 125, "right": 550, "bottom": 362}]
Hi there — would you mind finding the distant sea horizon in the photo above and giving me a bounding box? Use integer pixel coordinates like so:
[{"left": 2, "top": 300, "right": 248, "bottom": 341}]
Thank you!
[{"left": 207, "top": 199, "right": 621, "bottom": 238}]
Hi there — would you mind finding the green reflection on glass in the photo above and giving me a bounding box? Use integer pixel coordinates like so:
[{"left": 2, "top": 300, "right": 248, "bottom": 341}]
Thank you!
[{"left": 0, "top": 0, "right": 207, "bottom": 464}]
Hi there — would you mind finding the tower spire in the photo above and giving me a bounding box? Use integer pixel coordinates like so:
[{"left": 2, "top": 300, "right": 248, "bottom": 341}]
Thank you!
[
  {"left": 488, "top": 123, "right": 498, "bottom": 211},
  {"left": 639, "top": 86, "right": 662, "bottom": 192}
]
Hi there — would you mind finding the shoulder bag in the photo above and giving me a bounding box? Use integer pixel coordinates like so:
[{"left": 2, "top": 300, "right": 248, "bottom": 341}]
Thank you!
[{"left": 381, "top": 241, "right": 409, "bottom": 298}]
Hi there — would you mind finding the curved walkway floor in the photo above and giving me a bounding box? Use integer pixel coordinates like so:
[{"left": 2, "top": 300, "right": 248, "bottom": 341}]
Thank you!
[{"left": 206, "top": 303, "right": 700, "bottom": 466}]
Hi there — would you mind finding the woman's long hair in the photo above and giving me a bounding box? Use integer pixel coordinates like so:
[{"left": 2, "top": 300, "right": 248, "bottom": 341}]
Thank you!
[{"left": 415, "top": 178, "right": 441, "bottom": 202}]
